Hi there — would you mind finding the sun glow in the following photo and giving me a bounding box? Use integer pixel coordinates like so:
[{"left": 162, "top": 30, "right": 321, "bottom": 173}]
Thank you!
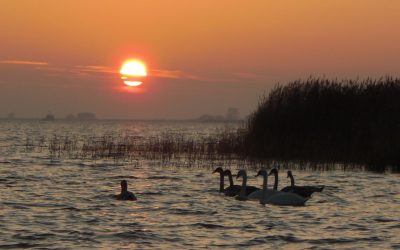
[
  {"left": 123, "top": 81, "right": 142, "bottom": 87},
  {"left": 120, "top": 60, "right": 147, "bottom": 87}
]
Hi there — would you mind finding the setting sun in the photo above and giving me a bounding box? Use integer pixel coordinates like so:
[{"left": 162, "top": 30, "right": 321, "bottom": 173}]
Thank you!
[
  {"left": 120, "top": 60, "right": 147, "bottom": 87},
  {"left": 3, "top": 1, "right": 400, "bottom": 249}
]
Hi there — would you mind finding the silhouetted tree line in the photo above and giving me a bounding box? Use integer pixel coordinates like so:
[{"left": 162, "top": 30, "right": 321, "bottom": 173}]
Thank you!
[{"left": 244, "top": 77, "right": 400, "bottom": 171}]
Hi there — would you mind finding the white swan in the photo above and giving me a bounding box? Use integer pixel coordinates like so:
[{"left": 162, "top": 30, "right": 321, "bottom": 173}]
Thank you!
[
  {"left": 270, "top": 168, "right": 324, "bottom": 198},
  {"left": 256, "top": 170, "right": 307, "bottom": 206},
  {"left": 247, "top": 169, "right": 276, "bottom": 200},
  {"left": 235, "top": 170, "right": 260, "bottom": 200}
]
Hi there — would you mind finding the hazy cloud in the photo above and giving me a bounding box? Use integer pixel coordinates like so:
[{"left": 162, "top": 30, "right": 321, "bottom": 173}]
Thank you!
[
  {"left": 0, "top": 60, "right": 49, "bottom": 66},
  {"left": 74, "top": 65, "right": 207, "bottom": 81},
  {"left": 0, "top": 60, "right": 253, "bottom": 84},
  {"left": 74, "top": 65, "right": 116, "bottom": 74},
  {"left": 150, "top": 69, "right": 203, "bottom": 80}
]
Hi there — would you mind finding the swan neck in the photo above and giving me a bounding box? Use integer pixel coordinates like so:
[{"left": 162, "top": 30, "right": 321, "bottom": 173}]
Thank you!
[
  {"left": 228, "top": 173, "right": 234, "bottom": 187},
  {"left": 273, "top": 171, "right": 278, "bottom": 190},
  {"left": 121, "top": 183, "right": 128, "bottom": 193},
  {"left": 242, "top": 174, "right": 247, "bottom": 187},
  {"left": 240, "top": 175, "right": 247, "bottom": 197},
  {"left": 289, "top": 173, "right": 295, "bottom": 187},
  {"left": 261, "top": 174, "right": 267, "bottom": 204},
  {"left": 262, "top": 174, "right": 268, "bottom": 191},
  {"left": 219, "top": 173, "right": 224, "bottom": 192}
]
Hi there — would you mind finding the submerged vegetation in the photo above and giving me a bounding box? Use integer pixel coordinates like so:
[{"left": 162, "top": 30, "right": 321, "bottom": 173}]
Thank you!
[{"left": 24, "top": 77, "right": 400, "bottom": 172}]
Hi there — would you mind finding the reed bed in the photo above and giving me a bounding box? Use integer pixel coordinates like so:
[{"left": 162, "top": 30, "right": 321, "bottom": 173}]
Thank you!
[
  {"left": 24, "top": 129, "right": 249, "bottom": 168},
  {"left": 23, "top": 130, "right": 373, "bottom": 171},
  {"left": 244, "top": 76, "right": 400, "bottom": 172},
  {"left": 23, "top": 77, "right": 400, "bottom": 172}
]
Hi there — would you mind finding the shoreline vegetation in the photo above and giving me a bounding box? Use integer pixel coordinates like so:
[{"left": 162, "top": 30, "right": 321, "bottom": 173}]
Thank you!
[
  {"left": 24, "top": 77, "right": 400, "bottom": 172},
  {"left": 244, "top": 77, "right": 400, "bottom": 172}
]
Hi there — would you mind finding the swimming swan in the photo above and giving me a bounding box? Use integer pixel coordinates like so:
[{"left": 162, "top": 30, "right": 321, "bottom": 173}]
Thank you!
[
  {"left": 223, "top": 170, "right": 241, "bottom": 197},
  {"left": 116, "top": 180, "right": 137, "bottom": 201},
  {"left": 247, "top": 169, "right": 276, "bottom": 200},
  {"left": 257, "top": 170, "right": 307, "bottom": 206},
  {"left": 269, "top": 169, "right": 324, "bottom": 198},
  {"left": 235, "top": 170, "right": 260, "bottom": 200},
  {"left": 212, "top": 167, "right": 225, "bottom": 193}
]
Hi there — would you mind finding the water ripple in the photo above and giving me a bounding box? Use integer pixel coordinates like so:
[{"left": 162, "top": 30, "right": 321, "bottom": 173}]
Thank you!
[
  {"left": 0, "top": 121, "right": 398, "bottom": 249},
  {"left": 0, "top": 243, "right": 43, "bottom": 249}
]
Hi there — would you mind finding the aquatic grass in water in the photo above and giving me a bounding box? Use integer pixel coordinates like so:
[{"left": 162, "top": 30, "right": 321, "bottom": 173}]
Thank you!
[
  {"left": 24, "top": 129, "right": 248, "bottom": 169},
  {"left": 23, "top": 130, "right": 395, "bottom": 172},
  {"left": 22, "top": 77, "right": 400, "bottom": 172}
]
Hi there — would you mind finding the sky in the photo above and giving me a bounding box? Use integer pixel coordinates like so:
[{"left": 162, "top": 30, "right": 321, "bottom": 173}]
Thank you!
[{"left": 1, "top": 0, "right": 400, "bottom": 119}]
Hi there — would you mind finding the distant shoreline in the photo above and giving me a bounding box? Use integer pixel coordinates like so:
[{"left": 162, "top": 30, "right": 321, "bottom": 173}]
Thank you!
[{"left": 0, "top": 117, "right": 244, "bottom": 123}]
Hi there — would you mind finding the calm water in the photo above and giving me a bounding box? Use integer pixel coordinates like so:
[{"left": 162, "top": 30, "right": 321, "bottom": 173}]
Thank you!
[{"left": 0, "top": 120, "right": 399, "bottom": 249}]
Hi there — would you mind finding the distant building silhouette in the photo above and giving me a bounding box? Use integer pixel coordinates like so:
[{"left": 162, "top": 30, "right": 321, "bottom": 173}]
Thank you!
[
  {"left": 77, "top": 112, "right": 96, "bottom": 120},
  {"left": 43, "top": 113, "right": 55, "bottom": 121}
]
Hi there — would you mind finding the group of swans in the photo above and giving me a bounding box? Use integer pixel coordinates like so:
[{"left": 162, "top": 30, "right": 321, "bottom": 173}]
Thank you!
[
  {"left": 213, "top": 167, "right": 324, "bottom": 206},
  {"left": 115, "top": 167, "right": 323, "bottom": 203}
]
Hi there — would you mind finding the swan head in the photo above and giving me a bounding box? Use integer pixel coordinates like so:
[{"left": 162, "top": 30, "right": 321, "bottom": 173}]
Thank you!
[
  {"left": 268, "top": 168, "right": 278, "bottom": 176},
  {"left": 212, "top": 167, "right": 223, "bottom": 174},
  {"left": 121, "top": 180, "right": 128, "bottom": 192},
  {"left": 287, "top": 170, "right": 293, "bottom": 178},
  {"left": 223, "top": 169, "right": 232, "bottom": 176},
  {"left": 236, "top": 169, "right": 247, "bottom": 179},
  {"left": 256, "top": 169, "right": 267, "bottom": 177}
]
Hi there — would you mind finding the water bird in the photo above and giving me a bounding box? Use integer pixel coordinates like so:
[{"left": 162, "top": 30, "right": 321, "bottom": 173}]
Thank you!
[
  {"left": 223, "top": 170, "right": 241, "bottom": 197},
  {"left": 256, "top": 170, "right": 307, "bottom": 206},
  {"left": 246, "top": 169, "right": 274, "bottom": 200},
  {"left": 269, "top": 169, "right": 324, "bottom": 198},
  {"left": 116, "top": 180, "right": 137, "bottom": 201},
  {"left": 212, "top": 167, "right": 225, "bottom": 193},
  {"left": 235, "top": 170, "right": 260, "bottom": 200}
]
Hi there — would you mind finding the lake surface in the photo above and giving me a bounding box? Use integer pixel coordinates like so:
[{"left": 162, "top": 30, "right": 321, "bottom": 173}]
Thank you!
[{"left": 0, "top": 120, "right": 399, "bottom": 249}]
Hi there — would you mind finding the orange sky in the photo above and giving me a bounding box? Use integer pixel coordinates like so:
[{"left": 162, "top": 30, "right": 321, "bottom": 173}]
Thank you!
[{"left": 1, "top": 0, "right": 400, "bottom": 119}]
